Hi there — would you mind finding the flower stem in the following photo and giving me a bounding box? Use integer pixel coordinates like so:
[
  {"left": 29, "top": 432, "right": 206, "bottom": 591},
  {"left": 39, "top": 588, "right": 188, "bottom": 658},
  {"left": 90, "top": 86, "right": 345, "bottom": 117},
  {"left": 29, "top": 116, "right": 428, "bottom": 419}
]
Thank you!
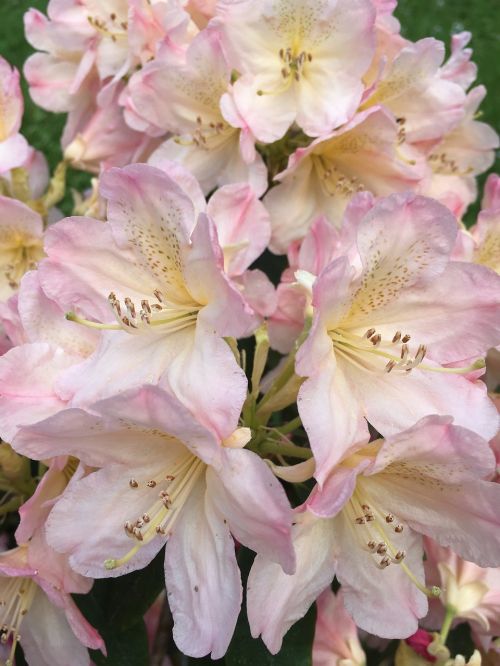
[{"left": 258, "top": 438, "right": 312, "bottom": 460}]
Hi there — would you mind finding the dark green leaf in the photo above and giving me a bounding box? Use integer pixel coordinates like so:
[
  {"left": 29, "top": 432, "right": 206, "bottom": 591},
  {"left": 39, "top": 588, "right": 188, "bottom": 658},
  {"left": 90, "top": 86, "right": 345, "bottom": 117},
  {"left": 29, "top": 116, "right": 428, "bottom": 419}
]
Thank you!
[{"left": 90, "top": 619, "right": 150, "bottom": 666}]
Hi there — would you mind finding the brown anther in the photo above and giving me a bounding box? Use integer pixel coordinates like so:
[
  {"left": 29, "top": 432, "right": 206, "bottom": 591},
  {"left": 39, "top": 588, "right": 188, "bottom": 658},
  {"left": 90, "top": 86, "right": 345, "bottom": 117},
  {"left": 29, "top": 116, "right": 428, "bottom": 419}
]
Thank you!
[
  {"left": 354, "top": 517, "right": 365, "bottom": 524},
  {"left": 165, "top": 475, "right": 175, "bottom": 481},
  {"left": 361, "top": 504, "right": 370, "bottom": 511},
  {"left": 124, "top": 521, "right": 134, "bottom": 533},
  {"left": 401, "top": 343, "right": 409, "bottom": 361},
  {"left": 156, "top": 525, "right": 166, "bottom": 535},
  {"left": 307, "top": 53, "right": 312, "bottom": 61},
  {"left": 154, "top": 289, "right": 164, "bottom": 302},
  {"left": 110, "top": 12, "right": 116, "bottom": 19},
  {"left": 367, "top": 540, "right": 376, "bottom": 551},
  {"left": 121, "top": 21, "right": 128, "bottom": 29},
  {"left": 135, "top": 519, "right": 144, "bottom": 529},
  {"left": 143, "top": 514, "right": 150, "bottom": 523},
  {"left": 129, "top": 479, "right": 138, "bottom": 488},
  {"left": 376, "top": 543, "right": 387, "bottom": 555},
  {"left": 294, "top": 71, "right": 300, "bottom": 81},
  {"left": 394, "top": 550, "right": 406, "bottom": 561},
  {"left": 402, "top": 334, "right": 411, "bottom": 343},
  {"left": 365, "top": 514, "right": 375, "bottom": 522},
  {"left": 385, "top": 360, "right": 396, "bottom": 373},
  {"left": 370, "top": 334, "right": 381, "bottom": 346},
  {"left": 385, "top": 513, "right": 394, "bottom": 523},
  {"left": 141, "top": 300, "right": 151, "bottom": 314},
  {"left": 133, "top": 528, "right": 143, "bottom": 541},
  {"left": 279, "top": 48, "right": 284, "bottom": 59},
  {"left": 379, "top": 556, "right": 391, "bottom": 568},
  {"left": 364, "top": 327, "right": 376, "bottom": 339},
  {"left": 196, "top": 115, "right": 202, "bottom": 125},
  {"left": 146, "top": 480, "right": 157, "bottom": 488},
  {"left": 392, "top": 331, "right": 401, "bottom": 343},
  {"left": 394, "top": 524, "right": 404, "bottom": 533},
  {"left": 281, "top": 67, "right": 288, "bottom": 78}
]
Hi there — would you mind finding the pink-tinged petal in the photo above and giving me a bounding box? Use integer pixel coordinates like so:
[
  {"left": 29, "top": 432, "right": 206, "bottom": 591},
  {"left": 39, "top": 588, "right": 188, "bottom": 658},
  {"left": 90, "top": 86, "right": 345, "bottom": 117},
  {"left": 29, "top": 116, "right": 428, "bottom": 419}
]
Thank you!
[
  {"left": 0, "top": 343, "right": 77, "bottom": 442},
  {"left": 247, "top": 512, "right": 336, "bottom": 655},
  {"left": 20, "top": 588, "right": 94, "bottom": 666},
  {"left": 0, "top": 133, "right": 30, "bottom": 172},
  {"left": 268, "top": 283, "right": 307, "bottom": 354},
  {"left": 0, "top": 196, "right": 43, "bottom": 239},
  {"left": 342, "top": 355, "right": 498, "bottom": 441},
  {"left": 0, "top": 546, "right": 35, "bottom": 577},
  {"left": 332, "top": 504, "right": 428, "bottom": 638},
  {"left": 39, "top": 216, "right": 152, "bottom": 322},
  {"left": 147, "top": 158, "right": 206, "bottom": 219},
  {"left": 162, "top": 323, "right": 248, "bottom": 441},
  {"left": 16, "top": 461, "right": 69, "bottom": 543},
  {"left": 18, "top": 270, "right": 98, "bottom": 357},
  {"left": 370, "top": 464, "right": 500, "bottom": 569},
  {"left": 45, "top": 463, "right": 167, "bottom": 578},
  {"left": 184, "top": 214, "right": 257, "bottom": 338},
  {"left": 92, "top": 385, "right": 222, "bottom": 465},
  {"left": 0, "top": 57, "right": 23, "bottom": 139},
  {"left": 307, "top": 461, "right": 370, "bottom": 518},
  {"left": 298, "top": 360, "right": 370, "bottom": 485},
  {"left": 370, "top": 415, "right": 496, "bottom": 480},
  {"left": 236, "top": 269, "right": 277, "bottom": 318},
  {"left": 313, "top": 589, "right": 365, "bottom": 666},
  {"left": 482, "top": 174, "right": 500, "bottom": 211},
  {"left": 207, "top": 447, "right": 295, "bottom": 573},
  {"left": 100, "top": 164, "right": 196, "bottom": 303},
  {"left": 24, "top": 53, "right": 81, "bottom": 113},
  {"left": 350, "top": 261, "right": 500, "bottom": 364},
  {"left": 12, "top": 396, "right": 189, "bottom": 469},
  {"left": 59, "top": 593, "right": 105, "bottom": 652},
  {"left": 165, "top": 476, "right": 242, "bottom": 659},
  {"left": 206, "top": 183, "right": 271, "bottom": 276}
]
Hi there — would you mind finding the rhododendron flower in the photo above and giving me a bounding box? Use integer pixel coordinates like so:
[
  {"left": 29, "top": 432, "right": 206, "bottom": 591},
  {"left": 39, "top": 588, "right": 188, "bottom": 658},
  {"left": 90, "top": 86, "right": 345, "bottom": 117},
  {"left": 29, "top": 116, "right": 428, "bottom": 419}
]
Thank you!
[
  {"left": 0, "top": 456, "right": 104, "bottom": 666},
  {"left": 128, "top": 28, "right": 267, "bottom": 195},
  {"left": 313, "top": 589, "right": 366, "bottom": 666},
  {"left": 37, "top": 163, "right": 255, "bottom": 422},
  {"left": 424, "top": 538, "right": 500, "bottom": 651},
  {"left": 361, "top": 38, "right": 466, "bottom": 145},
  {"left": 217, "top": 0, "right": 376, "bottom": 140},
  {"left": 12, "top": 384, "right": 295, "bottom": 659},
  {"left": 296, "top": 192, "right": 500, "bottom": 481},
  {"left": 0, "top": 57, "right": 29, "bottom": 172},
  {"left": 0, "top": 198, "right": 44, "bottom": 300},
  {"left": 247, "top": 416, "right": 500, "bottom": 651},
  {"left": 265, "top": 107, "right": 425, "bottom": 252}
]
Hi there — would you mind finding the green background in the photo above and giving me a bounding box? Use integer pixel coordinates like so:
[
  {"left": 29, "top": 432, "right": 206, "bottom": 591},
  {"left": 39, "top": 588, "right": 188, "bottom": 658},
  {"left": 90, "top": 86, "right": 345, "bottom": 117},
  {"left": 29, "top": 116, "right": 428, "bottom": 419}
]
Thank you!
[{"left": 0, "top": 0, "right": 498, "bottom": 202}]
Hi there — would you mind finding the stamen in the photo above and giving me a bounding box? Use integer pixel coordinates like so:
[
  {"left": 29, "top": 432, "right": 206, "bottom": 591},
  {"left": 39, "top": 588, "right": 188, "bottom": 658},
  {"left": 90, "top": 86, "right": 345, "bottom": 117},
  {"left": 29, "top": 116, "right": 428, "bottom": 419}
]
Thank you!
[{"left": 65, "top": 311, "right": 122, "bottom": 330}]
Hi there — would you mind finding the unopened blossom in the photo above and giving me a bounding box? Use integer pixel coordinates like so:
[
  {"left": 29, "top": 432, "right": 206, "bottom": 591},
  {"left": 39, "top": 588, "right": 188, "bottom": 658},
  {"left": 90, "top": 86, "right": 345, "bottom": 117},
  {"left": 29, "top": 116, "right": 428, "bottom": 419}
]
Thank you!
[
  {"left": 313, "top": 589, "right": 366, "bottom": 666},
  {"left": 0, "top": 57, "right": 29, "bottom": 173},
  {"left": 217, "top": 0, "right": 376, "bottom": 140},
  {"left": 424, "top": 538, "right": 500, "bottom": 651},
  {"left": 128, "top": 28, "right": 267, "bottom": 195},
  {"left": 0, "top": 198, "right": 44, "bottom": 301},
  {"left": 247, "top": 416, "right": 500, "bottom": 652},
  {"left": 265, "top": 107, "right": 425, "bottom": 252},
  {"left": 12, "top": 384, "right": 295, "bottom": 659},
  {"left": 37, "top": 163, "right": 256, "bottom": 426},
  {"left": 296, "top": 192, "right": 500, "bottom": 482}
]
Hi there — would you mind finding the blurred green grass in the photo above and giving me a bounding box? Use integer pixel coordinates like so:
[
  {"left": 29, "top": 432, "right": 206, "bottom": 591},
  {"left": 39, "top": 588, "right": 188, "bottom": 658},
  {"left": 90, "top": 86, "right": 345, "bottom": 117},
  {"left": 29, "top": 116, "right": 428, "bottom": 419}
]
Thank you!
[{"left": 0, "top": 0, "right": 498, "bottom": 200}]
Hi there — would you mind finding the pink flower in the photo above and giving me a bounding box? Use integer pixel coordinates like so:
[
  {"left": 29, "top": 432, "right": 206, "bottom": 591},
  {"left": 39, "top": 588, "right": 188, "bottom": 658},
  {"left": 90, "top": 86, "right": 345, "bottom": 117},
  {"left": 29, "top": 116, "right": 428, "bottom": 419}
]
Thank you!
[
  {"left": 127, "top": 28, "right": 267, "bottom": 195},
  {"left": 217, "top": 0, "right": 376, "bottom": 140},
  {"left": 264, "top": 107, "right": 425, "bottom": 252},
  {"left": 247, "top": 416, "right": 500, "bottom": 651},
  {"left": 0, "top": 458, "right": 104, "bottom": 666},
  {"left": 12, "top": 384, "right": 295, "bottom": 659},
  {"left": 0, "top": 57, "right": 29, "bottom": 173},
  {"left": 313, "top": 589, "right": 366, "bottom": 666},
  {"left": 37, "top": 163, "right": 256, "bottom": 429},
  {"left": 296, "top": 192, "right": 500, "bottom": 483}
]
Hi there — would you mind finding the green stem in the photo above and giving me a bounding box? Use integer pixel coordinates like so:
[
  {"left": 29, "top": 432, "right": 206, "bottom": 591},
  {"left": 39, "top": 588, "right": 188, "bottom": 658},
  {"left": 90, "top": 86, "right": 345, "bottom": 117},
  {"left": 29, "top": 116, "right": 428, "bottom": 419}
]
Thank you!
[
  {"left": 258, "top": 439, "right": 312, "bottom": 460},
  {"left": 271, "top": 417, "right": 302, "bottom": 436},
  {"left": 439, "top": 605, "right": 456, "bottom": 645}
]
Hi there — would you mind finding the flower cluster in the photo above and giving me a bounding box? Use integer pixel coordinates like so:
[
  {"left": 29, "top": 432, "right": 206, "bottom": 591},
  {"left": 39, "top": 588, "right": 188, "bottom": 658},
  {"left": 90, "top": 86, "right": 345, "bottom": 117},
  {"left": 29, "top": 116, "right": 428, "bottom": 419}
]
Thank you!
[{"left": 0, "top": 1, "right": 499, "bottom": 664}]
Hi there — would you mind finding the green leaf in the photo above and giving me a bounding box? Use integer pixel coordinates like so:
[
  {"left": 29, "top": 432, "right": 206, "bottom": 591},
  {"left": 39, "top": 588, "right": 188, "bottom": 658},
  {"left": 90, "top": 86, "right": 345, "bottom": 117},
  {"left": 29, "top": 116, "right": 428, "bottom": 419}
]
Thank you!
[
  {"left": 225, "top": 547, "right": 316, "bottom": 666},
  {"left": 74, "top": 549, "right": 166, "bottom": 665}
]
